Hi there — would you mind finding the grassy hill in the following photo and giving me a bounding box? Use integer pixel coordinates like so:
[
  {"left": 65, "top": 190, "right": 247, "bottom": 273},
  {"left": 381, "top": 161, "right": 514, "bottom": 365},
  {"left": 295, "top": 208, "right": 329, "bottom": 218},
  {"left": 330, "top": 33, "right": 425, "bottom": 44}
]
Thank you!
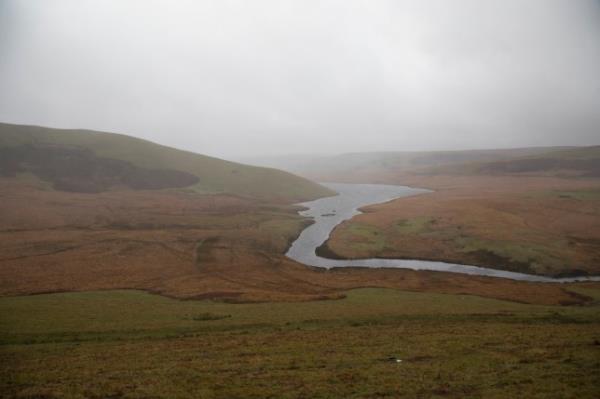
[
  {"left": 455, "top": 146, "right": 600, "bottom": 177},
  {"left": 248, "top": 146, "right": 600, "bottom": 182},
  {"left": 247, "top": 147, "right": 577, "bottom": 182},
  {"left": 0, "top": 123, "right": 334, "bottom": 201}
]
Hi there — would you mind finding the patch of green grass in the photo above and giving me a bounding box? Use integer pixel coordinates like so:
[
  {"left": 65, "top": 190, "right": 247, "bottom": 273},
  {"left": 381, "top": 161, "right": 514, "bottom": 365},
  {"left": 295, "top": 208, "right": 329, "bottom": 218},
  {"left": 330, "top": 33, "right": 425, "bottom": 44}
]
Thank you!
[
  {"left": 454, "top": 237, "right": 563, "bottom": 274},
  {"left": 394, "top": 216, "right": 435, "bottom": 234},
  {"left": 0, "top": 288, "right": 573, "bottom": 345},
  {"left": 1, "top": 288, "right": 599, "bottom": 398},
  {"left": 341, "top": 223, "right": 387, "bottom": 253}
]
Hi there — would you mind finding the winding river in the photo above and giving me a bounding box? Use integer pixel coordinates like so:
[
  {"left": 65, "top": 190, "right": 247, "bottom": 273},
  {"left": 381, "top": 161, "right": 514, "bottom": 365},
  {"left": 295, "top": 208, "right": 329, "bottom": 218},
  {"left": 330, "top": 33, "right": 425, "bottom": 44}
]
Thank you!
[{"left": 286, "top": 182, "right": 600, "bottom": 283}]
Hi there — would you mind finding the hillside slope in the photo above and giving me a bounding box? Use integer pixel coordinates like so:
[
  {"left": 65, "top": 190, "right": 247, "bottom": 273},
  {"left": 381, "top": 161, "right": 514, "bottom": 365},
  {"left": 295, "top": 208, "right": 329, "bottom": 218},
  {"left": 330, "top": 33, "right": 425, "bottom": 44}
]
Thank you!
[
  {"left": 442, "top": 146, "right": 600, "bottom": 177},
  {"left": 0, "top": 123, "right": 334, "bottom": 201},
  {"left": 246, "top": 147, "right": 576, "bottom": 183}
]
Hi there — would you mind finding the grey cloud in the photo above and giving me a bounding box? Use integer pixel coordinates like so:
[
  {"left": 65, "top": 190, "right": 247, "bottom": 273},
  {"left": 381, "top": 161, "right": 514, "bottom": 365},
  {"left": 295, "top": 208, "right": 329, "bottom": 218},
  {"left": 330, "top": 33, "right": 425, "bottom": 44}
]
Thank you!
[{"left": 0, "top": 0, "right": 599, "bottom": 158}]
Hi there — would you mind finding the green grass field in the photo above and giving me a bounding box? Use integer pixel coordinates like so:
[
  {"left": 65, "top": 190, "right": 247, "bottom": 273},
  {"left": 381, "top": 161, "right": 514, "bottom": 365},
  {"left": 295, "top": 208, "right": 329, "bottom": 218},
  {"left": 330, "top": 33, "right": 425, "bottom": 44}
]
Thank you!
[{"left": 2, "top": 287, "right": 599, "bottom": 398}]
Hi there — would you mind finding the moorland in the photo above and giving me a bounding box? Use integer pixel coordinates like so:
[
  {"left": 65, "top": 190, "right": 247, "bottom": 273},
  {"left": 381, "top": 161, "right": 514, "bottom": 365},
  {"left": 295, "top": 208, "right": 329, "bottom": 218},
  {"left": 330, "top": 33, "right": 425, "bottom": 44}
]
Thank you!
[
  {"left": 1, "top": 123, "right": 599, "bottom": 398},
  {"left": 267, "top": 147, "right": 600, "bottom": 278}
]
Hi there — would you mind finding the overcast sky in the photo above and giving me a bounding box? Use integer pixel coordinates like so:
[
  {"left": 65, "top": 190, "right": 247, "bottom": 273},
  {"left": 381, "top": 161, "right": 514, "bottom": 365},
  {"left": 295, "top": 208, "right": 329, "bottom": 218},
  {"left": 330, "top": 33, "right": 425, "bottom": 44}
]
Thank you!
[{"left": 1, "top": 1, "right": 599, "bottom": 159}]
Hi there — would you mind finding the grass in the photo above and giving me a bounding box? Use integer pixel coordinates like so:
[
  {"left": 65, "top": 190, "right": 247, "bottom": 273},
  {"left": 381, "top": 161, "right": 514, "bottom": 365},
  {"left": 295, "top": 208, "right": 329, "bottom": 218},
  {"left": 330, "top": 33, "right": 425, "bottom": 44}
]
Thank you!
[
  {"left": 0, "top": 122, "right": 334, "bottom": 201},
  {"left": 326, "top": 176, "right": 600, "bottom": 277},
  {"left": 1, "top": 288, "right": 600, "bottom": 398},
  {"left": 340, "top": 221, "right": 567, "bottom": 275},
  {"left": 190, "top": 313, "right": 231, "bottom": 321},
  {"left": 550, "top": 188, "right": 600, "bottom": 201},
  {"left": 454, "top": 237, "right": 562, "bottom": 273},
  {"left": 338, "top": 217, "right": 437, "bottom": 257},
  {"left": 336, "top": 217, "right": 557, "bottom": 273},
  {"left": 338, "top": 223, "right": 387, "bottom": 254},
  {"left": 394, "top": 216, "right": 435, "bottom": 234}
]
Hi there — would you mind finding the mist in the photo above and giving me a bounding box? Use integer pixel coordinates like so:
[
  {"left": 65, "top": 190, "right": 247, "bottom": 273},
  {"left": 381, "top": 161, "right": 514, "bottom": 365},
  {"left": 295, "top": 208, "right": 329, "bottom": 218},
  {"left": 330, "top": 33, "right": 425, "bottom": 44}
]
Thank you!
[{"left": 1, "top": 0, "right": 599, "bottom": 159}]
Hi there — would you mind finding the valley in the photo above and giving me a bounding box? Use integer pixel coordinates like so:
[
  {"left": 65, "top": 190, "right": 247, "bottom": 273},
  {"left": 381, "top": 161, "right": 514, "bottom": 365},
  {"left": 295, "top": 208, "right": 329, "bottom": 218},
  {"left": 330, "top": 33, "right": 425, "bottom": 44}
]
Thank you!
[
  {"left": 1, "top": 124, "right": 599, "bottom": 398},
  {"left": 261, "top": 148, "right": 600, "bottom": 278},
  {"left": 3, "top": 3, "right": 599, "bottom": 397}
]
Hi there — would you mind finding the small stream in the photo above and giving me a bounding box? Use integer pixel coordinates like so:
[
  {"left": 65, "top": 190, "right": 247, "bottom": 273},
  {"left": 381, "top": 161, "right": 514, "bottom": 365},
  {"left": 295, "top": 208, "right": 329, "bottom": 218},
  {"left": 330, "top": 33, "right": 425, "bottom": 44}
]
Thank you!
[{"left": 286, "top": 183, "right": 600, "bottom": 283}]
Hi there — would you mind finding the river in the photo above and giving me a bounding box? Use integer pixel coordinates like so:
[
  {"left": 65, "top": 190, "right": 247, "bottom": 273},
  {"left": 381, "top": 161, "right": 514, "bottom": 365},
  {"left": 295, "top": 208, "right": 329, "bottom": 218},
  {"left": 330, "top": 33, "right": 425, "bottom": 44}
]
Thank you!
[{"left": 286, "top": 182, "right": 600, "bottom": 283}]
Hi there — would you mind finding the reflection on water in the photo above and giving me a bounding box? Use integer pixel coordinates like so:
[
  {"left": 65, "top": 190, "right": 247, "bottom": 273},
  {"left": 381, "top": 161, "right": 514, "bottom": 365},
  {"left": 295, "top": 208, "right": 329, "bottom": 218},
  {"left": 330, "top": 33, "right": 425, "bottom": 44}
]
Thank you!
[{"left": 286, "top": 183, "right": 599, "bottom": 283}]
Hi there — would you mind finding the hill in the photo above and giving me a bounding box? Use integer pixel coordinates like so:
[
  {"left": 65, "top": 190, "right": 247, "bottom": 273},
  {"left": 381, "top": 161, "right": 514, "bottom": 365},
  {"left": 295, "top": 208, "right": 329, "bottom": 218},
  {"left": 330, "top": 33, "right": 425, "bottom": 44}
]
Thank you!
[
  {"left": 0, "top": 123, "right": 334, "bottom": 201},
  {"left": 245, "top": 147, "right": 577, "bottom": 183},
  {"left": 2, "top": 129, "right": 598, "bottom": 398},
  {"left": 439, "top": 146, "right": 600, "bottom": 177}
]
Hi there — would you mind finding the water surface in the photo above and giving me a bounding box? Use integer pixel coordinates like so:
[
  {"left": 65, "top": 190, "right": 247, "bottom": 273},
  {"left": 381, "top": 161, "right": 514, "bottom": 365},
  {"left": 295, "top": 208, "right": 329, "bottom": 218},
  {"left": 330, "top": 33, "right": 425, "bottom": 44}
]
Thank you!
[{"left": 286, "top": 183, "right": 600, "bottom": 283}]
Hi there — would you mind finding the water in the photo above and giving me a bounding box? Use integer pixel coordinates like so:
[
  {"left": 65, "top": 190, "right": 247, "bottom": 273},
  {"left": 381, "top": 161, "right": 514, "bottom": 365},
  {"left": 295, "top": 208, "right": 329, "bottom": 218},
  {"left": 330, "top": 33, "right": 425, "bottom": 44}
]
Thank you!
[{"left": 286, "top": 183, "right": 600, "bottom": 283}]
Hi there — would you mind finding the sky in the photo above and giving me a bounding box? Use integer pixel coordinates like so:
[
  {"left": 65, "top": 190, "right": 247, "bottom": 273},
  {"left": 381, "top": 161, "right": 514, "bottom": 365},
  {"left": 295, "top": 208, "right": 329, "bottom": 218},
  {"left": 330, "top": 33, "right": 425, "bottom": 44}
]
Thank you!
[{"left": 1, "top": 1, "right": 599, "bottom": 159}]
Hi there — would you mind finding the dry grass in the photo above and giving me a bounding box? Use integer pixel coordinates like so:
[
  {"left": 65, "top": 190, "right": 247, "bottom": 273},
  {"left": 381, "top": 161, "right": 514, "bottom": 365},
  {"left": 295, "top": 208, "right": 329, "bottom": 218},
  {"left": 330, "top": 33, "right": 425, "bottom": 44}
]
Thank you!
[
  {"left": 324, "top": 175, "right": 600, "bottom": 277},
  {"left": 2, "top": 175, "right": 599, "bottom": 398},
  {"left": 0, "top": 177, "right": 591, "bottom": 305},
  {"left": 1, "top": 288, "right": 600, "bottom": 398}
]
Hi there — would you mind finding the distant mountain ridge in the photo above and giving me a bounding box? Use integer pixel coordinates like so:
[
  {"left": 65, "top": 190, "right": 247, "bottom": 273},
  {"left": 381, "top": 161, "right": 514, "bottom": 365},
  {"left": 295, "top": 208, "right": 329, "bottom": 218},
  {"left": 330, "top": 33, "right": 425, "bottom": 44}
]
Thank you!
[
  {"left": 244, "top": 146, "right": 599, "bottom": 182},
  {"left": 424, "top": 146, "right": 600, "bottom": 177},
  {"left": 0, "top": 123, "right": 334, "bottom": 201}
]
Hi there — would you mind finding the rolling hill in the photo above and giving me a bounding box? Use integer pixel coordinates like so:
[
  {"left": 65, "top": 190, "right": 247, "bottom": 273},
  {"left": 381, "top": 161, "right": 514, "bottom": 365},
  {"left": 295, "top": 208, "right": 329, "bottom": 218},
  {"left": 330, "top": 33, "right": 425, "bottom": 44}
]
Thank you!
[
  {"left": 244, "top": 147, "right": 579, "bottom": 183},
  {"left": 252, "top": 145, "right": 600, "bottom": 182},
  {"left": 0, "top": 123, "right": 334, "bottom": 201},
  {"left": 440, "top": 146, "right": 600, "bottom": 177}
]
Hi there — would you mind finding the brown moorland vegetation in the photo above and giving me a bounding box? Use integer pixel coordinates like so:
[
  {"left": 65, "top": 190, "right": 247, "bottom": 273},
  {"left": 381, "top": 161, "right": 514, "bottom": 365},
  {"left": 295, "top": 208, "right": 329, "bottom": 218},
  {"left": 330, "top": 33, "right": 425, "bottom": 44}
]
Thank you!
[
  {"left": 1, "top": 134, "right": 599, "bottom": 398},
  {"left": 320, "top": 175, "right": 600, "bottom": 277},
  {"left": 262, "top": 146, "right": 600, "bottom": 183},
  {"left": 0, "top": 177, "right": 593, "bottom": 306},
  {"left": 271, "top": 147, "right": 600, "bottom": 277}
]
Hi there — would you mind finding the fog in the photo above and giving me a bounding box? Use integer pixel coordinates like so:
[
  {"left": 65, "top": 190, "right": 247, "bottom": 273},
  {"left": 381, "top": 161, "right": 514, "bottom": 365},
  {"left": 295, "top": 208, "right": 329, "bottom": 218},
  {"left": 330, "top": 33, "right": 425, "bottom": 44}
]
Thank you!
[{"left": 1, "top": 1, "right": 599, "bottom": 159}]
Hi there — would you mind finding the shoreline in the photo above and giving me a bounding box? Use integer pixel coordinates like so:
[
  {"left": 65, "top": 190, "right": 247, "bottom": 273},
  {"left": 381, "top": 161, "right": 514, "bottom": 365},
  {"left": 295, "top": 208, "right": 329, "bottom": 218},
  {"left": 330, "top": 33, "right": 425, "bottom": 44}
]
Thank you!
[
  {"left": 315, "top": 239, "right": 597, "bottom": 280},
  {"left": 287, "top": 182, "right": 600, "bottom": 283}
]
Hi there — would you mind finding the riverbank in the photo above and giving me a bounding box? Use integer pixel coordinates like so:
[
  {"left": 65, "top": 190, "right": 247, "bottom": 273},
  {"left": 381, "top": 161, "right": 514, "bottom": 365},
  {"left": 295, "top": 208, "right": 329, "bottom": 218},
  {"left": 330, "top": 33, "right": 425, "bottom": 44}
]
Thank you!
[
  {"left": 321, "top": 176, "right": 600, "bottom": 278},
  {"left": 2, "top": 177, "right": 598, "bottom": 304}
]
